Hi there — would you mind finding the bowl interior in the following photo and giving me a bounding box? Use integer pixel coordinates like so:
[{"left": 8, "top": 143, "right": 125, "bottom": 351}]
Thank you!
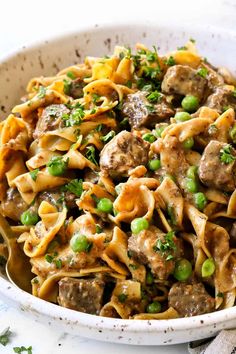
[{"left": 0, "top": 22, "right": 236, "bottom": 345}]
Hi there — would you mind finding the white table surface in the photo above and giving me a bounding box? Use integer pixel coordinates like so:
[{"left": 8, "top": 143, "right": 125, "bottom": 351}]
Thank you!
[{"left": 0, "top": 0, "right": 235, "bottom": 353}]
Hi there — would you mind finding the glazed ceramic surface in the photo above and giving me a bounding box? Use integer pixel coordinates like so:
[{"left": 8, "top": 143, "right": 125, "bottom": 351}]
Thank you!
[{"left": 0, "top": 22, "right": 236, "bottom": 345}]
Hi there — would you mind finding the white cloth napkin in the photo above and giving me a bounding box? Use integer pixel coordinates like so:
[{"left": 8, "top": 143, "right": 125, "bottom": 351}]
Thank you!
[{"left": 188, "top": 330, "right": 236, "bottom": 354}]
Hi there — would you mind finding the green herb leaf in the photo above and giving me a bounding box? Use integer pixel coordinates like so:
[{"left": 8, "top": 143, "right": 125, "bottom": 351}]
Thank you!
[
  {"left": 66, "top": 71, "right": 76, "bottom": 79},
  {"left": 177, "top": 46, "right": 187, "bottom": 51},
  {"left": 197, "top": 68, "right": 208, "bottom": 78},
  {"left": 153, "top": 231, "right": 176, "bottom": 253},
  {"left": 85, "top": 146, "right": 98, "bottom": 165},
  {"left": 118, "top": 293, "right": 128, "bottom": 303},
  {"left": 63, "top": 79, "right": 72, "bottom": 95},
  {"left": 146, "top": 104, "right": 156, "bottom": 113},
  {"left": 129, "top": 264, "right": 139, "bottom": 270},
  {"left": 0, "top": 327, "right": 12, "bottom": 346},
  {"left": 146, "top": 91, "right": 161, "bottom": 103},
  {"left": 13, "top": 346, "right": 33, "bottom": 354},
  {"left": 100, "top": 130, "right": 116, "bottom": 143},
  {"left": 95, "top": 124, "right": 103, "bottom": 132},
  {"left": 45, "top": 254, "right": 54, "bottom": 263},
  {"left": 29, "top": 169, "right": 39, "bottom": 182},
  {"left": 166, "top": 254, "right": 174, "bottom": 261},
  {"left": 92, "top": 93, "right": 101, "bottom": 103},
  {"left": 220, "top": 144, "right": 236, "bottom": 164},
  {"left": 64, "top": 179, "right": 83, "bottom": 197},
  {"left": 37, "top": 86, "right": 46, "bottom": 99},
  {"left": 54, "top": 258, "right": 62, "bottom": 269},
  {"left": 189, "top": 38, "right": 196, "bottom": 43},
  {"left": 165, "top": 56, "right": 176, "bottom": 66},
  {"left": 62, "top": 105, "right": 85, "bottom": 127}
]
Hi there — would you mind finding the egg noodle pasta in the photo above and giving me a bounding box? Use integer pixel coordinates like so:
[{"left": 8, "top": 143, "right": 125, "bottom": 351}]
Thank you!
[{"left": 0, "top": 40, "right": 236, "bottom": 319}]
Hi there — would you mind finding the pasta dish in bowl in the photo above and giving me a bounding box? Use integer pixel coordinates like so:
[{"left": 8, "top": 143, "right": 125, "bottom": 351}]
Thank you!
[{"left": 0, "top": 24, "right": 236, "bottom": 344}]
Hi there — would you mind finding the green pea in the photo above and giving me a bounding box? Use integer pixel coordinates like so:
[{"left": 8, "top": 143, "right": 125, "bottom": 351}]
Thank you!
[
  {"left": 148, "top": 159, "right": 161, "bottom": 171},
  {"left": 187, "top": 166, "right": 198, "bottom": 180},
  {"left": 146, "top": 301, "right": 162, "bottom": 313},
  {"left": 47, "top": 156, "right": 68, "bottom": 176},
  {"left": 70, "top": 233, "right": 91, "bottom": 253},
  {"left": 185, "top": 178, "right": 198, "bottom": 193},
  {"left": 202, "top": 258, "right": 215, "bottom": 277},
  {"left": 97, "top": 198, "right": 113, "bottom": 213},
  {"left": 194, "top": 192, "right": 208, "bottom": 210},
  {"left": 142, "top": 133, "right": 156, "bottom": 143},
  {"left": 181, "top": 95, "right": 199, "bottom": 112},
  {"left": 173, "top": 258, "right": 192, "bottom": 281},
  {"left": 182, "top": 137, "right": 194, "bottom": 149},
  {"left": 131, "top": 217, "right": 149, "bottom": 234},
  {"left": 229, "top": 124, "right": 236, "bottom": 143},
  {"left": 20, "top": 210, "right": 39, "bottom": 226},
  {"left": 155, "top": 126, "right": 166, "bottom": 137},
  {"left": 146, "top": 271, "right": 154, "bottom": 285},
  {"left": 174, "top": 111, "right": 192, "bottom": 122}
]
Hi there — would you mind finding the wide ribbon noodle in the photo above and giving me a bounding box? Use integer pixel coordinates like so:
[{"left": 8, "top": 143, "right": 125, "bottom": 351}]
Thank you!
[{"left": 0, "top": 40, "right": 236, "bottom": 319}]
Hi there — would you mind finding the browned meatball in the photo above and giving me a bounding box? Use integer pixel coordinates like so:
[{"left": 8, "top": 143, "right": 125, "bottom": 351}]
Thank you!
[
  {"left": 38, "top": 188, "right": 77, "bottom": 209},
  {"left": 100, "top": 131, "right": 149, "bottom": 179},
  {"left": 128, "top": 226, "right": 183, "bottom": 280},
  {"left": 0, "top": 188, "right": 28, "bottom": 221},
  {"left": 205, "top": 86, "right": 236, "bottom": 113},
  {"left": 161, "top": 65, "right": 207, "bottom": 100},
  {"left": 168, "top": 282, "right": 215, "bottom": 317},
  {"left": 198, "top": 140, "right": 236, "bottom": 192},
  {"left": 34, "top": 104, "right": 70, "bottom": 139},
  {"left": 58, "top": 277, "right": 104, "bottom": 315},
  {"left": 122, "top": 91, "right": 174, "bottom": 128}
]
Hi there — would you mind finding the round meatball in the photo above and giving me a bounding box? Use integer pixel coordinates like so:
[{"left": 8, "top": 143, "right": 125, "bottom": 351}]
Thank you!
[{"left": 99, "top": 131, "right": 149, "bottom": 179}]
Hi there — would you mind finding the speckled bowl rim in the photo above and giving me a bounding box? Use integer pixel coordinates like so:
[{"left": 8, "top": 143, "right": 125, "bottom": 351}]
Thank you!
[{"left": 0, "top": 21, "right": 236, "bottom": 342}]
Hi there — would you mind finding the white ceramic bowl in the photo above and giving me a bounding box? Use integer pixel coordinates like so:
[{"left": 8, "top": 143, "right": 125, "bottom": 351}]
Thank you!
[{"left": 0, "top": 22, "right": 236, "bottom": 346}]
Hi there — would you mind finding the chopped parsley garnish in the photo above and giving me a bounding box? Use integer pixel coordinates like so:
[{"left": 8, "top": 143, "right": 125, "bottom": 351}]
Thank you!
[
  {"left": 63, "top": 79, "right": 72, "bottom": 95},
  {"left": 0, "top": 327, "right": 12, "bottom": 346},
  {"left": 29, "top": 168, "right": 39, "bottom": 182},
  {"left": 146, "top": 104, "right": 156, "bottom": 113},
  {"left": 166, "top": 254, "right": 174, "bottom": 261},
  {"left": 62, "top": 105, "right": 85, "bottom": 127},
  {"left": 177, "top": 46, "right": 187, "bottom": 50},
  {"left": 143, "top": 66, "right": 161, "bottom": 79},
  {"left": 92, "top": 93, "right": 101, "bottom": 103},
  {"left": 100, "top": 130, "right": 116, "bottom": 143},
  {"left": 129, "top": 264, "right": 139, "bottom": 270},
  {"left": 95, "top": 224, "right": 103, "bottom": 233},
  {"left": 64, "top": 178, "right": 83, "bottom": 197},
  {"left": 118, "top": 293, "right": 128, "bottom": 303},
  {"left": 167, "top": 205, "right": 177, "bottom": 226},
  {"left": 146, "top": 91, "right": 161, "bottom": 103},
  {"left": 95, "top": 124, "right": 103, "bottom": 132},
  {"left": 13, "top": 346, "right": 33, "bottom": 354},
  {"left": 197, "top": 68, "right": 208, "bottom": 78},
  {"left": 125, "top": 80, "right": 132, "bottom": 88},
  {"left": 45, "top": 254, "right": 54, "bottom": 263},
  {"left": 119, "top": 117, "right": 129, "bottom": 127},
  {"left": 189, "top": 38, "right": 196, "bottom": 43},
  {"left": 66, "top": 71, "right": 76, "bottom": 79},
  {"left": 146, "top": 50, "right": 157, "bottom": 62},
  {"left": 153, "top": 231, "right": 176, "bottom": 253},
  {"left": 119, "top": 52, "right": 125, "bottom": 60},
  {"left": 220, "top": 144, "right": 236, "bottom": 164},
  {"left": 232, "top": 88, "right": 236, "bottom": 98},
  {"left": 208, "top": 124, "right": 218, "bottom": 135},
  {"left": 85, "top": 145, "right": 98, "bottom": 165},
  {"left": 217, "top": 292, "right": 224, "bottom": 298},
  {"left": 165, "top": 56, "right": 176, "bottom": 66},
  {"left": 54, "top": 258, "right": 62, "bottom": 269},
  {"left": 37, "top": 86, "right": 46, "bottom": 99}
]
